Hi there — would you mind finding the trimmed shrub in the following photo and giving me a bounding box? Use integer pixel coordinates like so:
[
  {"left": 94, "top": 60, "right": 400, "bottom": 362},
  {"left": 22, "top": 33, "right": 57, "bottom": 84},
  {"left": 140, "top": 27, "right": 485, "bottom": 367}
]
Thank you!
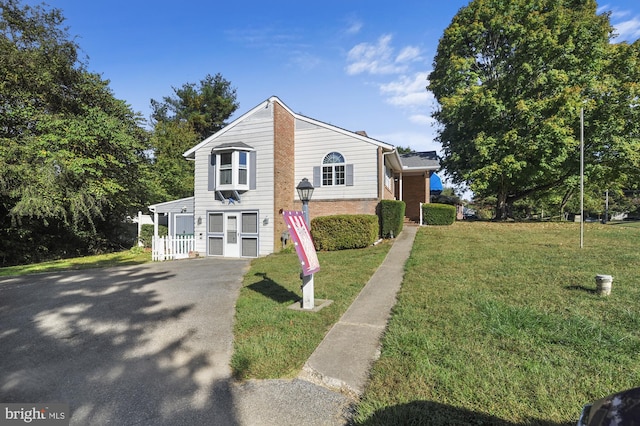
[
  {"left": 311, "top": 215, "right": 379, "bottom": 251},
  {"left": 422, "top": 203, "right": 456, "bottom": 225},
  {"left": 139, "top": 224, "right": 168, "bottom": 248},
  {"left": 379, "top": 199, "right": 406, "bottom": 238}
]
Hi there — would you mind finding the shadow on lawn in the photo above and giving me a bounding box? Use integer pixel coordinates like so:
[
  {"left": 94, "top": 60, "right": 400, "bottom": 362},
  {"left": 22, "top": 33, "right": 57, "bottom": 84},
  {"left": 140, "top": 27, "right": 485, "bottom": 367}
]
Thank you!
[
  {"left": 355, "top": 400, "right": 574, "bottom": 426},
  {"left": 248, "top": 272, "right": 299, "bottom": 304},
  {"left": 566, "top": 284, "right": 597, "bottom": 294}
]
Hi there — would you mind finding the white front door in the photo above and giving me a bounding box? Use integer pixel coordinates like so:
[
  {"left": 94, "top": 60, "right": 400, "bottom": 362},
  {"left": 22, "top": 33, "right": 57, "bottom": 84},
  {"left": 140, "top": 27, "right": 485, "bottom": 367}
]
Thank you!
[{"left": 225, "top": 214, "right": 240, "bottom": 257}]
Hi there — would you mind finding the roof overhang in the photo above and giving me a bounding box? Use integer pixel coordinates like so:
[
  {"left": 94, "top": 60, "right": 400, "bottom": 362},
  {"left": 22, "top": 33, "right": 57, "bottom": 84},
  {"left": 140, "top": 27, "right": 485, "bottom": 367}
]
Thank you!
[{"left": 148, "top": 196, "right": 195, "bottom": 214}]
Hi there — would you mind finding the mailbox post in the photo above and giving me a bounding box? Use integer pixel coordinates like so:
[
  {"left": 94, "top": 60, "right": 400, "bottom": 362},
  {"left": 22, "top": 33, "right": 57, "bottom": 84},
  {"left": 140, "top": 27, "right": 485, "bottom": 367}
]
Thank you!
[{"left": 296, "top": 178, "right": 315, "bottom": 309}]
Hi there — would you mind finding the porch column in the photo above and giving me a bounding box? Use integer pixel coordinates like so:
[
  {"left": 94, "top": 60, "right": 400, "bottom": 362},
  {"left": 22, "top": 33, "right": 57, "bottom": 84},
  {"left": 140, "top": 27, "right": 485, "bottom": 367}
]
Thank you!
[{"left": 153, "top": 211, "right": 159, "bottom": 237}]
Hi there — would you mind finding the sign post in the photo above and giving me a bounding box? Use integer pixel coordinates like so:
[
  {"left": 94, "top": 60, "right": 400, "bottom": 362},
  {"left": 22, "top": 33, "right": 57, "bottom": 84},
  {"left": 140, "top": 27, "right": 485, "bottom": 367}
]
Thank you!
[{"left": 282, "top": 210, "right": 320, "bottom": 309}]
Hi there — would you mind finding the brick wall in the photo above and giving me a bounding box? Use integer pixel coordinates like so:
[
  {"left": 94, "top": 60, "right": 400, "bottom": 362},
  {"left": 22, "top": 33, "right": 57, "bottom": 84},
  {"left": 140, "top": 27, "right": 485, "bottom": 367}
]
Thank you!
[
  {"left": 273, "top": 101, "right": 295, "bottom": 251},
  {"left": 293, "top": 199, "right": 379, "bottom": 221},
  {"left": 403, "top": 174, "right": 430, "bottom": 222}
]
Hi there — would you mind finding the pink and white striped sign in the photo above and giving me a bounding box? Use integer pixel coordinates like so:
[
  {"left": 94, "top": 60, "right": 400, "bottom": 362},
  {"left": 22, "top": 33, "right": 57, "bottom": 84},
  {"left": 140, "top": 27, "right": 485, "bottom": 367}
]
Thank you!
[{"left": 282, "top": 210, "right": 320, "bottom": 276}]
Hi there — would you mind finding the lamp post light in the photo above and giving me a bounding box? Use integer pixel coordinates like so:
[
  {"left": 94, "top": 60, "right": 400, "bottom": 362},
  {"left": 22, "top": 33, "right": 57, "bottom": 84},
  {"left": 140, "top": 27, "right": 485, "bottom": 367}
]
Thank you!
[{"left": 296, "top": 178, "right": 315, "bottom": 309}]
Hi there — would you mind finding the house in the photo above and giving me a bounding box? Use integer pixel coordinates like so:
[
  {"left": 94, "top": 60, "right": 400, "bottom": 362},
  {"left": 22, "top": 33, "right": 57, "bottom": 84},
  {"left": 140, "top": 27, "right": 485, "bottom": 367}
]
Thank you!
[{"left": 149, "top": 96, "right": 440, "bottom": 259}]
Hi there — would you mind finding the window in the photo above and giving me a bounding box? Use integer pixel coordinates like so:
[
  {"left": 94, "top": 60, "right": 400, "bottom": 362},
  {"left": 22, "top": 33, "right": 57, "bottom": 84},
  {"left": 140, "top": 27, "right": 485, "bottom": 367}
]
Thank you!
[
  {"left": 239, "top": 152, "right": 247, "bottom": 185},
  {"left": 209, "top": 146, "right": 254, "bottom": 191},
  {"left": 385, "top": 165, "right": 393, "bottom": 189},
  {"left": 220, "top": 153, "right": 233, "bottom": 185},
  {"left": 322, "top": 152, "right": 346, "bottom": 186}
]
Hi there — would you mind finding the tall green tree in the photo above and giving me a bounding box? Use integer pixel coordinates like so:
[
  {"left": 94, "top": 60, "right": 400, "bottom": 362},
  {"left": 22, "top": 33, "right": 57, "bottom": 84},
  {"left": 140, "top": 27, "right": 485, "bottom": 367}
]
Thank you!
[
  {"left": 0, "top": 0, "right": 152, "bottom": 265},
  {"left": 151, "top": 73, "right": 238, "bottom": 140},
  {"left": 429, "top": 0, "right": 640, "bottom": 219},
  {"left": 149, "top": 73, "right": 238, "bottom": 201}
]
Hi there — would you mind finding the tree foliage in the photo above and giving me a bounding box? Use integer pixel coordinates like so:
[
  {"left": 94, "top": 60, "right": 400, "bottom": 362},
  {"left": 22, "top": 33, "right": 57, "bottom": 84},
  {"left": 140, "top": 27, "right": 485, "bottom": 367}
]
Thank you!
[
  {"left": 150, "top": 73, "right": 239, "bottom": 140},
  {"left": 149, "top": 73, "right": 238, "bottom": 201},
  {"left": 0, "top": 0, "right": 152, "bottom": 265},
  {"left": 429, "top": 0, "right": 640, "bottom": 219}
]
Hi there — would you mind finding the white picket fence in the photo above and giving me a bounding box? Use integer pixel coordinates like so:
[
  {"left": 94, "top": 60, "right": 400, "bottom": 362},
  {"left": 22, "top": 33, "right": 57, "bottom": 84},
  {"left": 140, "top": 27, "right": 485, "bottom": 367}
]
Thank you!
[{"left": 152, "top": 235, "right": 196, "bottom": 261}]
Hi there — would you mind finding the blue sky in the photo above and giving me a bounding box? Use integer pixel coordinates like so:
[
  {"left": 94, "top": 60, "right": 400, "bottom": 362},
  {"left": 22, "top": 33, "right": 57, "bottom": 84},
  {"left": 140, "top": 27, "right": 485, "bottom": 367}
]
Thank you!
[{"left": 29, "top": 1, "right": 640, "bottom": 153}]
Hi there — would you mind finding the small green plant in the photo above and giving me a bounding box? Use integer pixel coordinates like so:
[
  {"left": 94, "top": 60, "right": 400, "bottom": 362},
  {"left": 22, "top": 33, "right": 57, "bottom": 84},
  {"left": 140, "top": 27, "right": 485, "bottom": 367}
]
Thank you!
[
  {"left": 379, "top": 200, "right": 406, "bottom": 238},
  {"left": 311, "top": 215, "right": 378, "bottom": 250},
  {"left": 422, "top": 202, "right": 456, "bottom": 225},
  {"left": 139, "top": 224, "right": 167, "bottom": 248}
]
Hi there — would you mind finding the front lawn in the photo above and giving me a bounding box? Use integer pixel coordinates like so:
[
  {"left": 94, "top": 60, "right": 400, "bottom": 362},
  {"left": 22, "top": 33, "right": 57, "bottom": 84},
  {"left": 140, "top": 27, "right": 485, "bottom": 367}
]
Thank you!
[
  {"left": 0, "top": 248, "right": 151, "bottom": 277},
  {"left": 354, "top": 222, "right": 640, "bottom": 425},
  {"left": 231, "top": 241, "right": 392, "bottom": 379}
]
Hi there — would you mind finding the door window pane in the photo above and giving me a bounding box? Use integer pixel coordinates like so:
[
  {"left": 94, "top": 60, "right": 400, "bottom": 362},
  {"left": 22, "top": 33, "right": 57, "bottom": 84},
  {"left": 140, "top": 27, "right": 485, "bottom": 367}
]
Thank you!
[
  {"left": 241, "top": 213, "right": 258, "bottom": 234},
  {"left": 241, "top": 238, "right": 258, "bottom": 257},
  {"left": 209, "top": 237, "right": 223, "bottom": 255},
  {"left": 227, "top": 216, "right": 237, "bottom": 244},
  {"left": 209, "top": 213, "right": 223, "bottom": 233}
]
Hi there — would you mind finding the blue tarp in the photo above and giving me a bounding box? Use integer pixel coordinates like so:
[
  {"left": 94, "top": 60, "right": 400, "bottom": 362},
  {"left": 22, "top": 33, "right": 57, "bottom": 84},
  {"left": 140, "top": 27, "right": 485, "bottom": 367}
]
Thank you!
[{"left": 430, "top": 173, "right": 443, "bottom": 193}]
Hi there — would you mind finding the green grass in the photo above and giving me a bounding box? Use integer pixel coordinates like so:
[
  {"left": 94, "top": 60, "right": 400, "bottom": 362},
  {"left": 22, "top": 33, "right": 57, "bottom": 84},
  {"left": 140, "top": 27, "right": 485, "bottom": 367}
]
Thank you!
[
  {"left": 354, "top": 222, "right": 640, "bottom": 425},
  {"left": 0, "top": 248, "right": 151, "bottom": 276},
  {"left": 231, "top": 241, "right": 392, "bottom": 379}
]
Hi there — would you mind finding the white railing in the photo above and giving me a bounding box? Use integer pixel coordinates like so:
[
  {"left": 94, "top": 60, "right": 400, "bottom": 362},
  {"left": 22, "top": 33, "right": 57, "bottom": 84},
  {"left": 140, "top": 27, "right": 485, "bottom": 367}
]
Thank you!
[{"left": 152, "top": 235, "right": 196, "bottom": 261}]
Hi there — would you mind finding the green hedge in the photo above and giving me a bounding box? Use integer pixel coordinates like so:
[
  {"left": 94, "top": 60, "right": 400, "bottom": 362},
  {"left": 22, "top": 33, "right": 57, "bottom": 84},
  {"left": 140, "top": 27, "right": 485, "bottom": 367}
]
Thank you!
[
  {"left": 379, "top": 199, "right": 405, "bottom": 238},
  {"left": 311, "top": 215, "right": 379, "bottom": 251},
  {"left": 422, "top": 203, "right": 456, "bottom": 225},
  {"left": 139, "top": 224, "right": 167, "bottom": 248}
]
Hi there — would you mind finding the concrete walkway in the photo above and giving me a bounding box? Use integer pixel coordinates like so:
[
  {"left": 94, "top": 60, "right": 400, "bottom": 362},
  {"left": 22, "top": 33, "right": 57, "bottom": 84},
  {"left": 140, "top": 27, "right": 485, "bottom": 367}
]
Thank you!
[
  {"left": 233, "top": 225, "right": 418, "bottom": 425},
  {"left": 300, "top": 224, "right": 418, "bottom": 397}
]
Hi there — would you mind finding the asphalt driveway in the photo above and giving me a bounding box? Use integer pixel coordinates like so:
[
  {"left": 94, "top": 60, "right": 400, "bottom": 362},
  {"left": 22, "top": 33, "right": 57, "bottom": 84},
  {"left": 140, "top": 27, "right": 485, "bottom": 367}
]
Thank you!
[{"left": 0, "top": 258, "right": 250, "bottom": 425}]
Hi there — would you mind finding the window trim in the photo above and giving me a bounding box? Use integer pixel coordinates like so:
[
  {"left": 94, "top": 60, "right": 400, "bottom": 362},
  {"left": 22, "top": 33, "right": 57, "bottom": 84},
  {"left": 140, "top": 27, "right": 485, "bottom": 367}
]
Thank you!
[
  {"left": 321, "top": 151, "right": 346, "bottom": 187},
  {"left": 210, "top": 149, "right": 253, "bottom": 191}
]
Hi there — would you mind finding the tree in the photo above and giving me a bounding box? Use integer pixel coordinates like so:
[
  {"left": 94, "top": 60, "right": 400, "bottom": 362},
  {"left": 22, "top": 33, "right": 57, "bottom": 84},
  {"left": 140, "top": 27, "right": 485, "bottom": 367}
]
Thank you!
[
  {"left": 428, "top": 0, "right": 640, "bottom": 219},
  {"left": 149, "top": 73, "right": 238, "bottom": 201},
  {"left": 150, "top": 73, "right": 239, "bottom": 140},
  {"left": 149, "top": 120, "right": 199, "bottom": 200},
  {"left": 0, "top": 0, "right": 153, "bottom": 265}
]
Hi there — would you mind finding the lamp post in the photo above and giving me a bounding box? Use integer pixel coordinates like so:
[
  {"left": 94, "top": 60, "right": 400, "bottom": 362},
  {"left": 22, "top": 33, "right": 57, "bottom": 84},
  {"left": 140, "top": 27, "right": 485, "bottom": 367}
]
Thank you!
[{"left": 296, "top": 178, "right": 315, "bottom": 309}]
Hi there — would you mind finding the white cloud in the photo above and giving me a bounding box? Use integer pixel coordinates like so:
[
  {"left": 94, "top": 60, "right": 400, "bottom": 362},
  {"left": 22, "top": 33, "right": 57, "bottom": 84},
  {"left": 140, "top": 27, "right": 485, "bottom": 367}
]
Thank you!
[
  {"left": 598, "top": 5, "right": 640, "bottom": 42},
  {"left": 345, "top": 19, "right": 363, "bottom": 35},
  {"left": 346, "top": 34, "right": 422, "bottom": 75},
  {"left": 379, "top": 72, "right": 433, "bottom": 109},
  {"left": 612, "top": 17, "right": 640, "bottom": 42},
  {"left": 409, "top": 114, "right": 434, "bottom": 125},
  {"left": 396, "top": 46, "right": 421, "bottom": 63}
]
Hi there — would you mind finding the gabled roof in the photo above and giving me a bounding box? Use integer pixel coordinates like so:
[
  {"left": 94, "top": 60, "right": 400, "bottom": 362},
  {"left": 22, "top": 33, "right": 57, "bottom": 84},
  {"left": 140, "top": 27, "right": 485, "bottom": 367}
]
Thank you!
[
  {"left": 183, "top": 96, "right": 395, "bottom": 159},
  {"left": 399, "top": 151, "right": 440, "bottom": 171}
]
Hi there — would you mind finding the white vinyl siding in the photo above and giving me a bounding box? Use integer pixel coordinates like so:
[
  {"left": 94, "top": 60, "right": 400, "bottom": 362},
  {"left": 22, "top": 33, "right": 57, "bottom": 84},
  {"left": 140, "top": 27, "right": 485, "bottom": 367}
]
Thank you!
[
  {"left": 295, "top": 120, "right": 379, "bottom": 200},
  {"left": 193, "top": 105, "right": 275, "bottom": 256}
]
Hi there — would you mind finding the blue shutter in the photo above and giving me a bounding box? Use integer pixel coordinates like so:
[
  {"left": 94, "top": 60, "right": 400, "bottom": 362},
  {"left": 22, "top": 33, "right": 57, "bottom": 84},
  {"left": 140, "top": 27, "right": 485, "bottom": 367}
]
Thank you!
[
  {"left": 313, "top": 166, "right": 321, "bottom": 187},
  {"left": 346, "top": 164, "right": 354, "bottom": 186},
  {"left": 208, "top": 154, "right": 216, "bottom": 191},
  {"left": 249, "top": 151, "right": 257, "bottom": 190}
]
